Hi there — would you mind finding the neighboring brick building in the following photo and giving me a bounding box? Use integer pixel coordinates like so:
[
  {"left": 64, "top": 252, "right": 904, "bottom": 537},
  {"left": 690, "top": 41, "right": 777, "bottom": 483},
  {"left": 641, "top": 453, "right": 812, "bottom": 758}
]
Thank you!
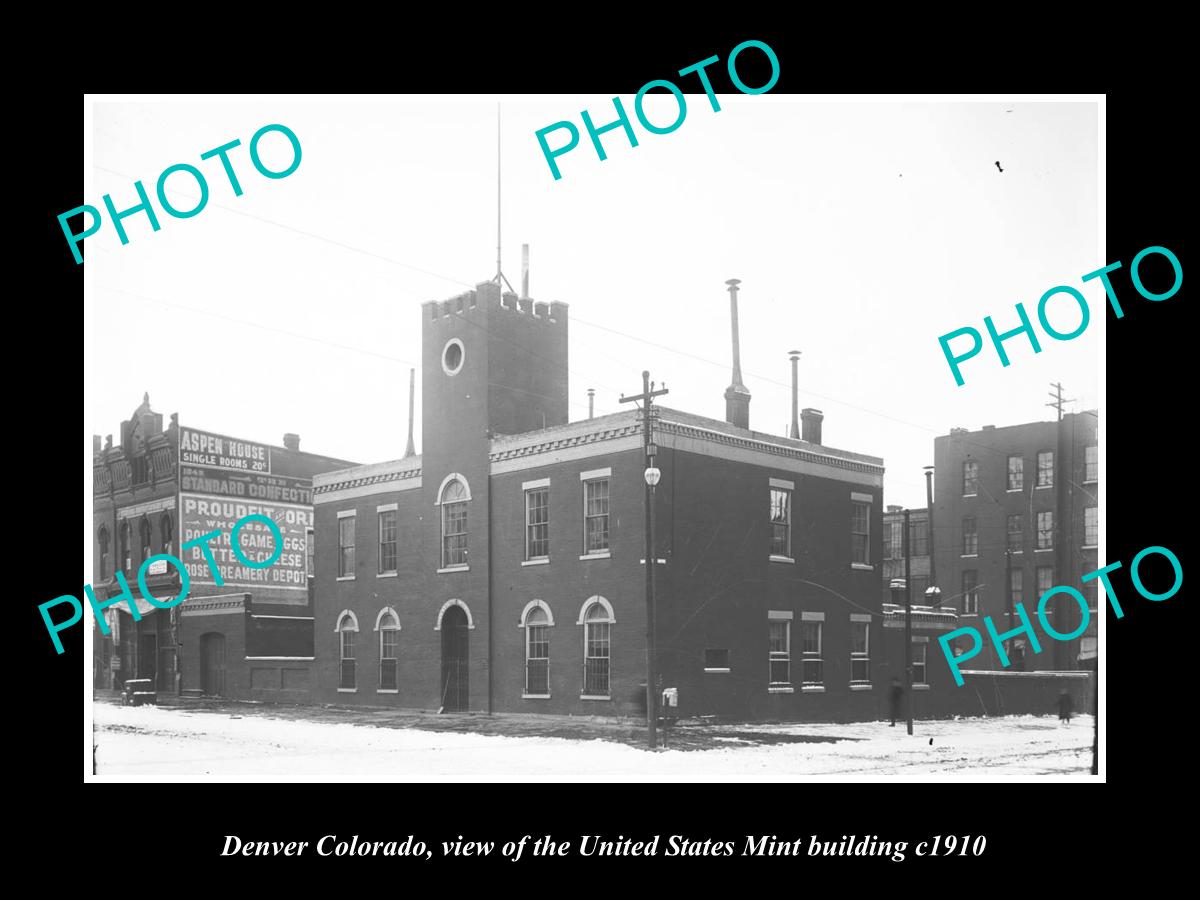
[
  {"left": 91, "top": 395, "right": 355, "bottom": 699},
  {"left": 933, "top": 412, "right": 1099, "bottom": 672},
  {"left": 312, "top": 279, "right": 896, "bottom": 722}
]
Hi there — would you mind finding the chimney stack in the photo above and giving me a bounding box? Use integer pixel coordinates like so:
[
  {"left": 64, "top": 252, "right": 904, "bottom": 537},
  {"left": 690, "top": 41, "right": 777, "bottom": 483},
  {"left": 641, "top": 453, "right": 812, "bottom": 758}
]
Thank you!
[
  {"left": 723, "top": 278, "right": 751, "bottom": 429},
  {"left": 93, "top": 434, "right": 102, "bottom": 456},
  {"left": 283, "top": 433, "right": 301, "bottom": 451},
  {"left": 801, "top": 408, "right": 823, "bottom": 445},
  {"left": 521, "top": 243, "right": 530, "bottom": 299},
  {"left": 404, "top": 368, "right": 417, "bottom": 458},
  {"left": 587, "top": 388, "right": 595, "bottom": 420},
  {"left": 788, "top": 350, "right": 801, "bottom": 439}
]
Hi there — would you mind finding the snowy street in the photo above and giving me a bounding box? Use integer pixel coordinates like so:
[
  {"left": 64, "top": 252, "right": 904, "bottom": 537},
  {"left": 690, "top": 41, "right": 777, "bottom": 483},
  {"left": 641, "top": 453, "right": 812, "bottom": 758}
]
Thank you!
[{"left": 91, "top": 698, "right": 1095, "bottom": 780}]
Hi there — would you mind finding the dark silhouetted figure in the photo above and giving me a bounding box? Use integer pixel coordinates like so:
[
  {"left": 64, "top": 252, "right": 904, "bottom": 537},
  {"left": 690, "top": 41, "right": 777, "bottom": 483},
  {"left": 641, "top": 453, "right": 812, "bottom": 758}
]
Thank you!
[
  {"left": 889, "top": 678, "right": 904, "bottom": 727},
  {"left": 995, "top": 161, "right": 1004, "bottom": 173},
  {"left": 1057, "top": 689, "right": 1074, "bottom": 725}
]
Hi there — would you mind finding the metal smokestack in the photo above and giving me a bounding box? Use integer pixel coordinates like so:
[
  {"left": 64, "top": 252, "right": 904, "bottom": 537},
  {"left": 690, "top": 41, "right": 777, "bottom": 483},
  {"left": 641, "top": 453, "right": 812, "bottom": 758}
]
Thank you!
[
  {"left": 404, "top": 368, "right": 417, "bottom": 458},
  {"left": 723, "top": 278, "right": 751, "bottom": 429},
  {"left": 587, "top": 388, "right": 595, "bottom": 420},
  {"left": 521, "top": 243, "right": 530, "bottom": 299},
  {"left": 788, "top": 350, "right": 801, "bottom": 439}
]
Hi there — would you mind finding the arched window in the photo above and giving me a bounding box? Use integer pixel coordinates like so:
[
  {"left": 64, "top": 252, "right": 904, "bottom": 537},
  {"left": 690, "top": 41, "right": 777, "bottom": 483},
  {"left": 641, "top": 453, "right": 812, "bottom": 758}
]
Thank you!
[
  {"left": 440, "top": 477, "right": 469, "bottom": 568},
  {"left": 139, "top": 517, "right": 152, "bottom": 565},
  {"left": 98, "top": 526, "right": 110, "bottom": 579},
  {"left": 377, "top": 609, "right": 399, "bottom": 691},
  {"left": 524, "top": 605, "right": 551, "bottom": 696},
  {"left": 119, "top": 522, "right": 131, "bottom": 571},
  {"left": 582, "top": 600, "right": 613, "bottom": 697},
  {"left": 160, "top": 513, "right": 173, "bottom": 556},
  {"left": 337, "top": 612, "right": 358, "bottom": 690}
]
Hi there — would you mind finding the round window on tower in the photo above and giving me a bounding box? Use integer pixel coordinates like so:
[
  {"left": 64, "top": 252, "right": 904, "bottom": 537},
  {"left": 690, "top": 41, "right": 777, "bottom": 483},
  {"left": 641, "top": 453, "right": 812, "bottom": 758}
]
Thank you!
[{"left": 442, "top": 338, "right": 465, "bottom": 376}]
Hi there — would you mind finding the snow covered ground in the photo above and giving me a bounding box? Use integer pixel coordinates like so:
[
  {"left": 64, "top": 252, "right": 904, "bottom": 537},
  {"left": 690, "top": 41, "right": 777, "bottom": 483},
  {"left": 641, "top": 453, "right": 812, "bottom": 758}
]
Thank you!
[{"left": 91, "top": 703, "right": 1095, "bottom": 781}]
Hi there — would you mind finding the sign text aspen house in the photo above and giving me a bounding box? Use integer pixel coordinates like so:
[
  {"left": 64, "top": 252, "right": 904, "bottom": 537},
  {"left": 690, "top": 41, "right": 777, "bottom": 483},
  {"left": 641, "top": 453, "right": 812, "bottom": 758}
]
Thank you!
[{"left": 57, "top": 123, "right": 302, "bottom": 264}]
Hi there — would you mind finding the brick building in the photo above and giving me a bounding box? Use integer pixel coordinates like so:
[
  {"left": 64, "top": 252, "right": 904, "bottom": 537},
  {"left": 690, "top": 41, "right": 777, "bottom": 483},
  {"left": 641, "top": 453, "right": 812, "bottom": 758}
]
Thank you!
[
  {"left": 312, "top": 279, "right": 902, "bottom": 722},
  {"left": 933, "top": 412, "right": 1099, "bottom": 672},
  {"left": 91, "top": 395, "right": 355, "bottom": 698}
]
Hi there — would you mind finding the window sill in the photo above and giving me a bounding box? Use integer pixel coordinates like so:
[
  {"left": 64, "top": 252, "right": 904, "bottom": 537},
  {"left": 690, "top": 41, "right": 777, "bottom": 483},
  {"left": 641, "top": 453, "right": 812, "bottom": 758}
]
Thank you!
[
  {"left": 851, "top": 563, "right": 874, "bottom": 571},
  {"left": 437, "top": 565, "right": 470, "bottom": 574},
  {"left": 912, "top": 683, "right": 930, "bottom": 691},
  {"left": 850, "top": 683, "right": 872, "bottom": 691},
  {"left": 580, "top": 694, "right": 610, "bottom": 701},
  {"left": 769, "top": 555, "right": 795, "bottom": 564},
  {"left": 337, "top": 688, "right": 357, "bottom": 693},
  {"left": 1006, "top": 488, "right": 1023, "bottom": 493},
  {"left": 376, "top": 689, "right": 398, "bottom": 694},
  {"left": 336, "top": 575, "right": 355, "bottom": 582},
  {"left": 522, "top": 693, "right": 551, "bottom": 700},
  {"left": 1082, "top": 544, "right": 1097, "bottom": 551},
  {"left": 704, "top": 668, "right": 731, "bottom": 674},
  {"left": 1035, "top": 548, "right": 1054, "bottom": 553},
  {"left": 377, "top": 571, "right": 398, "bottom": 578},
  {"left": 1036, "top": 484, "right": 1054, "bottom": 490},
  {"left": 1083, "top": 479, "right": 1097, "bottom": 485},
  {"left": 963, "top": 493, "right": 977, "bottom": 498},
  {"left": 521, "top": 558, "right": 550, "bottom": 567},
  {"left": 1008, "top": 549, "right": 1023, "bottom": 555},
  {"left": 961, "top": 554, "right": 978, "bottom": 559},
  {"left": 801, "top": 685, "right": 825, "bottom": 693},
  {"left": 579, "top": 551, "right": 611, "bottom": 561},
  {"left": 768, "top": 686, "right": 794, "bottom": 694}
]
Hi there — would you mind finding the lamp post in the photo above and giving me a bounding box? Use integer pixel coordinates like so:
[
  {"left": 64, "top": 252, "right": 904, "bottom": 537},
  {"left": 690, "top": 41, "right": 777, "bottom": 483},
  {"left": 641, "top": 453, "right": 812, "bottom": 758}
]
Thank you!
[{"left": 889, "top": 576, "right": 910, "bottom": 734}]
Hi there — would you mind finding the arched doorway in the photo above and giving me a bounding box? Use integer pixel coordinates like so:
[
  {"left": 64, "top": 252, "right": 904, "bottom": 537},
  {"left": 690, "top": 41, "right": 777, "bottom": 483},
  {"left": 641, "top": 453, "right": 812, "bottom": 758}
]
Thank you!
[
  {"left": 199, "top": 632, "right": 226, "bottom": 696},
  {"left": 440, "top": 605, "right": 469, "bottom": 711}
]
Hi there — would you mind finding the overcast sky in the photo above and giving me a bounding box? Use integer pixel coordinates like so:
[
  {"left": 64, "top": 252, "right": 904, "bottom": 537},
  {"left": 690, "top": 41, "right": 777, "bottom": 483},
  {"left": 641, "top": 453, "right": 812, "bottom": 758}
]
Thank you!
[{"left": 85, "top": 96, "right": 1099, "bottom": 509}]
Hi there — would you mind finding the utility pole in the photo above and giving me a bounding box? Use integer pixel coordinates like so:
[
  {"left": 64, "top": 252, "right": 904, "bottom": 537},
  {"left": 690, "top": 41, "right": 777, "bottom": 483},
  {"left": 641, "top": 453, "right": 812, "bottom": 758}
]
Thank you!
[
  {"left": 619, "top": 370, "right": 668, "bottom": 749},
  {"left": 903, "top": 508, "right": 914, "bottom": 736},
  {"left": 1046, "top": 381, "right": 1075, "bottom": 422},
  {"left": 1005, "top": 546, "right": 1015, "bottom": 668},
  {"left": 923, "top": 465, "right": 936, "bottom": 601}
]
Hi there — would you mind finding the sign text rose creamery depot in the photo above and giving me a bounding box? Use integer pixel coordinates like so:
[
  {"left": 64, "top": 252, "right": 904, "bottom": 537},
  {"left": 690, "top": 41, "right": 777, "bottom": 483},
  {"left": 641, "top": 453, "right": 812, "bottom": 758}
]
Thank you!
[{"left": 178, "top": 427, "right": 311, "bottom": 596}]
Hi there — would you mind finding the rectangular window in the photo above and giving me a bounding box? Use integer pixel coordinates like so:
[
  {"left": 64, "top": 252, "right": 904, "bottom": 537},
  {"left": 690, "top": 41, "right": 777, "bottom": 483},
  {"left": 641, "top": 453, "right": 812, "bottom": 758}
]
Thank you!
[
  {"left": 1085, "top": 445, "right": 1098, "bottom": 483},
  {"left": 908, "top": 519, "right": 929, "bottom": 557},
  {"left": 851, "top": 501, "right": 870, "bottom": 564},
  {"left": 583, "top": 478, "right": 610, "bottom": 554},
  {"left": 526, "top": 623, "right": 549, "bottom": 695},
  {"left": 768, "top": 621, "right": 790, "bottom": 685},
  {"left": 704, "top": 649, "right": 730, "bottom": 671},
  {"left": 379, "top": 628, "right": 398, "bottom": 690},
  {"left": 962, "top": 570, "right": 979, "bottom": 615},
  {"left": 339, "top": 630, "right": 356, "bottom": 690},
  {"left": 441, "top": 501, "right": 468, "bottom": 568},
  {"left": 1007, "top": 514, "right": 1023, "bottom": 552},
  {"left": 1037, "top": 565, "right": 1055, "bottom": 597},
  {"left": 850, "top": 621, "right": 869, "bottom": 684},
  {"left": 337, "top": 515, "right": 355, "bottom": 578},
  {"left": 305, "top": 527, "right": 315, "bottom": 579},
  {"left": 1010, "top": 567, "right": 1023, "bottom": 613},
  {"left": 800, "top": 621, "right": 823, "bottom": 686},
  {"left": 963, "top": 460, "right": 978, "bottom": 495},
  {"left": 1007, "top": 455, "right": 1024, "bottom": 491},
  {"left": 525, "top": 487, "right": 550, "bottom": 560},
  {"left": 378, "top": 510, "right": 397, "bottom": 574},
  {"left": 1037, "top": 510, "right": 1054, "bottom": 550},
  {"left": 1084, "top": 506, "right": 1098, "bottom": 547},
  {"left": 769, "top": 488, "right": 791, "bottom": 558},
  {"left": 1037, "top": 450, "right": 1054, "bottom": 487},
  {"left": 882, "top": 521, "right": 898, "bottom": 560},
  {"left": 912, "top": 642, "right": 928, "bottom": 686},
  {"left": 583, "top": 619, "right": 610, "bottom": 696},
  {"left": 962, "top": 517, "right": 978, "bottom": 555}
]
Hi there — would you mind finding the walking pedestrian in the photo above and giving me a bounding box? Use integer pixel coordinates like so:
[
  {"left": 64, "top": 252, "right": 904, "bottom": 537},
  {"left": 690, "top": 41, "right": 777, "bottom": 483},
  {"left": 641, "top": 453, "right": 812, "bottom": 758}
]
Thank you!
[
  {"left": 889, "top": 677, "right": 904, "bottom": 727},
  {"left": 1057, "top": 689, "right": 1074, "bottom": 725}
]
